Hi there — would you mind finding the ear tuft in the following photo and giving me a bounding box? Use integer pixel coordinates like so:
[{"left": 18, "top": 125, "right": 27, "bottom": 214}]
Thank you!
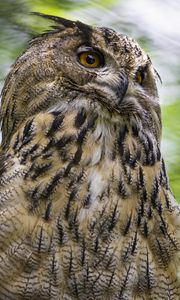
[{"left": 31, "top": 12, "right": 92, "bottom": 37}]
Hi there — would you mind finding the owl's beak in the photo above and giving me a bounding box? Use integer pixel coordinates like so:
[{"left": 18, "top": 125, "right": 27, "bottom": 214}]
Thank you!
[{"left": 115, "top": 72, "right": 128, "bottom": 105}]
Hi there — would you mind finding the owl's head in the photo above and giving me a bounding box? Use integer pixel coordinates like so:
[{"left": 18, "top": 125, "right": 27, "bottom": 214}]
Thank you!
[{"left": 0, "top": 13, "right": 161, "bottom": 146}]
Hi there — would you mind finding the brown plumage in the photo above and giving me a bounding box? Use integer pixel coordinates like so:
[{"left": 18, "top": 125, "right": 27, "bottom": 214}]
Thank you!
[{"left": 0, "top": 13, "right": 179, "bottom": 299}]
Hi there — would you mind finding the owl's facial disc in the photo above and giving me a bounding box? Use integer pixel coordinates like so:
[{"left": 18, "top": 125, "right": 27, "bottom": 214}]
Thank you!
[
  {"left": 76, "top": 46, "right": 129, "bottom": 110},
  {"left": 92, "top": 71, "right": 129, "bottom": 109}
]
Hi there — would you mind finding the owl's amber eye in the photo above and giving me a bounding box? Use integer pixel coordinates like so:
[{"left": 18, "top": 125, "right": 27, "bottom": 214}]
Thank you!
[
  {"left": 136, "top": 70, "right": 145, "bottom": 85},
  {"left": 136, "top": 65, "right": 148, "bottom": 85},
  {"left": 78, "top": 51, "right": 104, "bottom": 68}
]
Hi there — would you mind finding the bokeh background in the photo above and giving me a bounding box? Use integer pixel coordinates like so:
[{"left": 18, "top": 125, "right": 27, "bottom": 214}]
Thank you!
[{"left": 0, "top": 0, "right": 179, "bottom": 200}]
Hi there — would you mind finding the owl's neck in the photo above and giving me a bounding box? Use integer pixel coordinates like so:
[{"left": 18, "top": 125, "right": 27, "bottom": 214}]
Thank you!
[{"left": 9, "top": 107, "right": 170, "bottom": 218}]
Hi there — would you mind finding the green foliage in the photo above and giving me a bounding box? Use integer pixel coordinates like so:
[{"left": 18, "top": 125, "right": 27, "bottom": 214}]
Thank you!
[{"left": 162, "top": 100, "right": 180, "bottom": 201}]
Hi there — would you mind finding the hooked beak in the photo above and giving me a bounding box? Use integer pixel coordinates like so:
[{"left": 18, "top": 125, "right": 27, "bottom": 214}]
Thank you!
[{"left": 114, "top": 72, "right": 128, "bottom": 105}]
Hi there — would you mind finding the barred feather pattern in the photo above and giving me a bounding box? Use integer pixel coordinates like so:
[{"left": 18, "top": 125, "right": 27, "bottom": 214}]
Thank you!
[{"left": 0, "top": 107, "right": 179, "bottom": 300}]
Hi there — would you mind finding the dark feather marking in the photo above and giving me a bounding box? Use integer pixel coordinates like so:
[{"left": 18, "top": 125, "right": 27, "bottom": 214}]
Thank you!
[
  {"left": 68, "top": 249, "right": 73, "bottom": 274},
  {"left": 139, "top": 134, "right": 149, "bottom": 154},
  {"left": 157, "top": 202, "right": 162, "bottom": 215},
  {"left": 146, "top": 250, "right": 151, "bottom": 289},
  {"left": 150, "top": 152, "right": 156, "bottom": 166},
  {"left": 72, "top": 146, "right": 82, "bottom": 164},
  {"left": 147, "top": 207, "right": 152, "bottom": 219},
  {"left": 123, "top": 214, "right": 132, "bottom": 235},
  {"left": 108, "top": 271, "right": 115, "bottom": 288},
  {"left": 43, "top": 170, "right": 64, "bottom": 198},
  {"left": 38, "top": 227, "right": 43, "bottom": 253},
  {"left": 166, "top": 232, "right": 178, "bottom": 250},
  {"left": 140, "top": 199, "right": 144, "bottom": 217},
  {"left": 74, "top": 108, "right": 87, "bottom": 128},
  {"left": 118, "top": 178, "right": 128, "bottom": 199},
  {"left": 93, "top": 273, "right": 102, "bottom": 288},
  {"left": 28, "top": 185, "right": 41, "bottom": 208},
  {"left": 57, "top": 217, "right": 65, "bottom": 245},
  {"left": 29, "top": 143, "right": 39, "bottom": 155},
  {"left": 156, "top": 238, "right": 171, "bottom": 266},
  {"left": 132, "top": 123, "right": 139, "bottom": 136},
  {"left": 141, "top": 188, "right": 147, "bottom": 202},
  {"left": 94, "top": 236, "right": 99, "bottom": 253},
  {"left": 22, "top": 119, "right": 34, "bottom": 140},
  {"left": 117, "top": 124, "right": 128, "bottom": 156},
  {"left": 69, "top": 209, "right": 79, "bottom": 241},
  {"left": 71, "top": 275, "right": 79, "bottom": 298},
  {"left": 81, "top": 239, "right": 86, "bottom": 266},
  {"left": 68, "top": 178, "right": 76, "bottom": 189},
  {"left": 51, "top": 252, "right": 56, "bottom": 276},
  {"left": 139, "top": 134, "right": 157, "bottom": 166},
  {"left": 94, "top": 244, "right": 110, "bottom": 268},
  {"left": 123, "top": 148, "right": 131, "bottom": 163},
  {"left": 163, "top": 190, "right": 170, "bottom": 209},
  {"left": 156, "top": 146, "right": 161, "bottom": 161},
  {"left": 83, "top": 194, "right": 91, "bottom": 207},
  {"left": 161, "top": 158, "right": 169, "bottom": 188},
  {"left": 76, "top": 169, "right": 84, "bottom": 183},
  {"left": 123, "top": 245, "right": 130, "bottom": 261},
  {"left": 65, "top": 188, "right": 78, "bottom": 219},
  {"left": 12, "top": 132, "right": 20, "bottom": 151},
  {"left": 118, "top": 265, "right": 131, "bottom": 299},
  {"left": 159, "top": 224, "right": 166, "bottom": 236},
  {"left": 151, "top": 177, "right": 159, "bottom": 208},
  {"left": 146, "top": 135, "right": 153, "bottom": 151},
  {"left": 85, "top": 264, "right": 90, "bottom": 282},
  {"left": 143, "top": 220, "right": 148, "bottom": 237},
  {"left": 0, "top": 153, "right": 7, "bottom": 177},
  {"left": 156, "top": 239, "right": 165, "bottom": 258},
  {"left": 131, "top": 231, "right": 138, "bottom": 255},
  {"left": 138, "top": 166, "right": 145, "bottom": 189},
  {"left": 47, "top": 114, "right": 64, "bottom": 136},
  {"left": 25, "top": 162, "right": 36, "bottom": 178},
  {"left": 108, "top": 203, "right": 118, "bottom": 231},
  {"left": 104, "top": 250, "right": 116, "bottom": 269},
  {"left": 77, "top": 116, "right": 97, "bottom": 145},
  {"left": 68, "top": 207, "right": 78, "bottom": 229},
  {"left": 111, "top": 146, "right": 117, "bottom": 161},
  {"left": 21, "top": 144, "right": 39, "bottom": 164},
  {"left": 18, "top": 119, "right": 35, "bottom": 150},
  {"left": 77, "top": 126, "right": 89, "bottom": 145},
  {"left": 137, "top": 204, "right": 143, "bottom": 227},
  {"left": 103, "top": 27, "right": 114, "bottom": 42},
  {"left": 44, "top": 202, "right": 52, "bottom": 221},
  {"left": 55, "top": 135, "right": 75, "bottom": 150},
  {"left": 31, "top": 162, "right": 52, "bottom": 180},
  {"left": 159, "top": 171, "right": 163, "bottom": 186},
  {"left": 63, "top": 162, "right": 73, "bottom": 177},
  {"left": 42, "top": 140, "right": 53, "bottom": 154},
  {"left": 129, "top": 154, "right": 137, "bottom": 168}
]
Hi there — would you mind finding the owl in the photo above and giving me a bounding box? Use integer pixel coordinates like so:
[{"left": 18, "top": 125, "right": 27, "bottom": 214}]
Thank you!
[{"left": 0, "top": 12, "right": 179, "bottom": 300}]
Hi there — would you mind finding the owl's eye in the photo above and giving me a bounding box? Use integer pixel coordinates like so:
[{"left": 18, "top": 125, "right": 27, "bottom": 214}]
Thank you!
[
  {"left": 78, "top": 50, "right": 104, "bottom": 68},
  {"left": 136, "top": 69, "right": 145, "bottom": 85},
  {"left": 135, "top": 65, "right": 149, "bottom": 85}
]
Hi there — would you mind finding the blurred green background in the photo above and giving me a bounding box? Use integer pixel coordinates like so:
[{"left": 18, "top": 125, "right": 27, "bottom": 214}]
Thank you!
[{"left": 0, "top": 0, "right": 179, "bottom": 200}]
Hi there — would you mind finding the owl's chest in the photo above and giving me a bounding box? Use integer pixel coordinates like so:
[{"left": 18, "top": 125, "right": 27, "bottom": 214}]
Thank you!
[{"left": 3, "top": 111, "right": 180, "bottom": 299}]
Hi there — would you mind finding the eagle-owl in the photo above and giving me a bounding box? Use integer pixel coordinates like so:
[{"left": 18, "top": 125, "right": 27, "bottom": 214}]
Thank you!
[{"left": 0, "top": 12, "right": 179, "bottom": 300}]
